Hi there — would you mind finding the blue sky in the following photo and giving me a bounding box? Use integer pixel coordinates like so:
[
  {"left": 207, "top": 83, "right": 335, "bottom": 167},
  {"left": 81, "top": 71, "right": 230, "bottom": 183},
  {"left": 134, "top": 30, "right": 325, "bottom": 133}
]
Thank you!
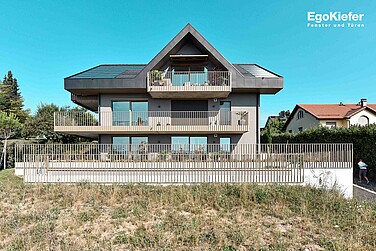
[{"left": 1, "top": 0, "right": 375, "bottom": 125}]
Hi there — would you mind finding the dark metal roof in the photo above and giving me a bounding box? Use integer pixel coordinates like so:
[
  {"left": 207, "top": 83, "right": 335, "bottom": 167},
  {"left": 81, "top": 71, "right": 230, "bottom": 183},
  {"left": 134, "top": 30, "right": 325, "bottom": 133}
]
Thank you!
[
  {"left": 68, "top": 64, "right": 146, "bottom": 79},
  {"left": 233, "top": 64, "right": 281, "bottom": 78}
]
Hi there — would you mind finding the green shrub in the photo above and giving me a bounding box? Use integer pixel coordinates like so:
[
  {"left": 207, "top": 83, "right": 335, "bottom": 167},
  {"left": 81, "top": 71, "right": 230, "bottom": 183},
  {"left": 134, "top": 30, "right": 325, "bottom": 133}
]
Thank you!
[{"left": 263, "top": 125, "right": 376, "bottom": 179}]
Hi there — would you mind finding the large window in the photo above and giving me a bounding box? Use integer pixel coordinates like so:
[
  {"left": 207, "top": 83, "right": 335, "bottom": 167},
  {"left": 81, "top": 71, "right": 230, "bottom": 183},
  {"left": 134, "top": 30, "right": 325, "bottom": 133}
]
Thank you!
[
  {"left": 171, "top": 136, "right": 207, "bottom": 153},
  {"left": 112, "top": 136, "right": 148, "bottom": 154},
  {"left": 220, "top": 101, "right": 231, "bottom": 125},
  {"left": 112, "top": 101, "right": 148, "bottom": 126},
  {"left": 171, "top": 67, "right": 208, "bottom": 86},
  {"left": 220, "top": 137, "right": 231, "bottom": 153}
]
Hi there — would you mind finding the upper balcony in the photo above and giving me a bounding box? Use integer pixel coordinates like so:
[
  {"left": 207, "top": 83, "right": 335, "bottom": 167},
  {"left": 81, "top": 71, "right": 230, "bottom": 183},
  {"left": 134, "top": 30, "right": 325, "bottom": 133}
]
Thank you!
[
  {"left": 54, "top": 110, "right": 248, "bottom": 138},
  {"left": 147, "top": 70, "right": 231, "bottom": 98}
]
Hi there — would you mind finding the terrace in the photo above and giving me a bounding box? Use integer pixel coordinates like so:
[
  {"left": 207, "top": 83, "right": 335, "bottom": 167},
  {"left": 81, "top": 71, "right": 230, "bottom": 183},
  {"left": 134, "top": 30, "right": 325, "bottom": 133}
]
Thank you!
[
  {"left": 54, "top": 110, "right": 248, "bottom": 137},
  {"left": 15, "top": 143, "right": 353, "bottom": 189}
]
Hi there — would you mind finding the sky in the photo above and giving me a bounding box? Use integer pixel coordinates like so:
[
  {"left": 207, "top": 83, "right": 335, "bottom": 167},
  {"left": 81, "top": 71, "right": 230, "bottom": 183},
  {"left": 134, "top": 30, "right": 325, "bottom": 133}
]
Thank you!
[{"left": 1, "top": 0, "right": 375, "bottom": 125}]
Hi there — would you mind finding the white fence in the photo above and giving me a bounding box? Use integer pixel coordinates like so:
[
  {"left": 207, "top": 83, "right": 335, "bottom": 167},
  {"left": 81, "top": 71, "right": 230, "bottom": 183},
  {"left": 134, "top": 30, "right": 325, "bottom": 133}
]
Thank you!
[{"left": 15, "top": 143, "right": 353, "bottom": 186}]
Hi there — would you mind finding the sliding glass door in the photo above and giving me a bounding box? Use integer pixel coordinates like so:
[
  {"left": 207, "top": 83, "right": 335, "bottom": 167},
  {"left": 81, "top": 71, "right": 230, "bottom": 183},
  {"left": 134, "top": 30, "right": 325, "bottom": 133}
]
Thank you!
[
  {"left": 220, "top": 101, "right": 231, "bottom": 125},
  {"left": 112, "top": 101, "right": 148, "bottom": 126},
  {"left": 112, "top": 136, "right": 148, "bottom": 154},
  {"left": 171, "top": 136, "right": 207, "bottom": 153},
  {"left": 112, "top": 101, "right": 130, "bottom": 126}
]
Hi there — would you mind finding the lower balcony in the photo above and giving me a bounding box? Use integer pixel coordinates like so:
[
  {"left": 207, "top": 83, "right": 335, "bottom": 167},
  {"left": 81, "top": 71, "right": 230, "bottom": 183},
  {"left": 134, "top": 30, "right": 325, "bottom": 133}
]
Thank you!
[{"left": 54, "top": 111, "right": 249, "bottom": 138}]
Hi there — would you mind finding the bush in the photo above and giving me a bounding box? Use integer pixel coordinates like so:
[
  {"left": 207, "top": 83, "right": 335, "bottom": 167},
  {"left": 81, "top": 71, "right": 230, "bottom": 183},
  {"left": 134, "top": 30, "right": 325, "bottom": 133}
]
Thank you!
[{"left": 262, "top": 125, "right": 376, "bottom": 179}]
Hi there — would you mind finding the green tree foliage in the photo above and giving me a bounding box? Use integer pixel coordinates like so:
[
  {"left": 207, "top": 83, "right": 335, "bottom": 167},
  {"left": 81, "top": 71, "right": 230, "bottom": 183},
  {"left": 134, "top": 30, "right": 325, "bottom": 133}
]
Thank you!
[
  {"left": 0, "top": 71, "right": 29, "bottom": 122},
  {"left": 278, "top": 110, "right": 291, "bottom": 121},
  {"left": 0, "top": 112, "right": 21, "bottom": 169},
  {"left": 0, "top": 112, "right": 21, "bottom": 140},
  {"left": 265, "top": 122, "right": 273, "bottom": 144},
  {"left": 261, "top": 116, "right": 286, "bottom": 142},
  {"left": 262, "top": 125, "right": 376, "bottom": 179},
  {"left": 22, "top": 103, "right": 94, "bottom": 143}
]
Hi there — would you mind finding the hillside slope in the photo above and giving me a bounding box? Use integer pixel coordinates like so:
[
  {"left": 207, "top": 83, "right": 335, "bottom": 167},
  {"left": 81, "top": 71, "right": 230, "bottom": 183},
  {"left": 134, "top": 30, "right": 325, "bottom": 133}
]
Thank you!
[{"left": 0, "top": 169, "right": 375, "bottom": 250}]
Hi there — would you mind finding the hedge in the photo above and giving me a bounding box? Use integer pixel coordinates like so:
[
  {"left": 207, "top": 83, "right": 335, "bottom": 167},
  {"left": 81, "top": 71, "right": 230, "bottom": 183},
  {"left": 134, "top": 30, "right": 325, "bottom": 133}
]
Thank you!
[{"left": 261, "top": 124, "right": 376, "bottom": 180}]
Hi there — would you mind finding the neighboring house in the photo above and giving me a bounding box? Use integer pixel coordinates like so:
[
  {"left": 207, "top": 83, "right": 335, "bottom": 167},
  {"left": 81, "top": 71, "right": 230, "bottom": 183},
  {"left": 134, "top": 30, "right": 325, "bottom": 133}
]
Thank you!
[
  {"left": 56, "top": 24, "right": 284, "bottom": 146},
  {"left": 284, "top": 99, "right": 376, "bottom": 133}
]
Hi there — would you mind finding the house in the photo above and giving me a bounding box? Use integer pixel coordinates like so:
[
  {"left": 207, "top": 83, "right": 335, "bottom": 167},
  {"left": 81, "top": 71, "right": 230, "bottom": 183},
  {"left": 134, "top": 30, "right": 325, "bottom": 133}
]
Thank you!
[
  {"left": 284, "top": 99, "right": 376, "bottom": 133},
  {"left": 14, "top": 24, "right": 354, "bottom": 197},
  {"left": 56, "top": 24, "right": 284, "bottom": 147}
]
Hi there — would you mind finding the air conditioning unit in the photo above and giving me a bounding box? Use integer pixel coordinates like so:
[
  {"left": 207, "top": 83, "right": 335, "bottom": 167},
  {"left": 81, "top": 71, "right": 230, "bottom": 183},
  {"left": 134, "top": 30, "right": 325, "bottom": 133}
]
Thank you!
[{"left": 213, "top": 98, "right": 218, "bottom": 102}]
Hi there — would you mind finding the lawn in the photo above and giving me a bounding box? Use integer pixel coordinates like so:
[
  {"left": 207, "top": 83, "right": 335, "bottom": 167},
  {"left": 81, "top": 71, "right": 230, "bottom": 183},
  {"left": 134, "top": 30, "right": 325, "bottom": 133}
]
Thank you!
[{"left": 0, "top": 169, "right": 375, "bottom": 250}]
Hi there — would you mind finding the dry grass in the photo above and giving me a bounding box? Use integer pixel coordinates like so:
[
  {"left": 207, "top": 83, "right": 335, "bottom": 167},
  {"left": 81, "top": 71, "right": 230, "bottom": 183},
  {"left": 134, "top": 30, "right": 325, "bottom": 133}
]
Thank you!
[{"left": 0, "top": 169, "right": 375, "bottom": 251}]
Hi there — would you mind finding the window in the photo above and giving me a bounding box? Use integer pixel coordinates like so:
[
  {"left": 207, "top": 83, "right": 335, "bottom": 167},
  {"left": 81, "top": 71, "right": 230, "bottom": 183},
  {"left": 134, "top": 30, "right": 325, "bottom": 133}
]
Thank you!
[
  {"left": 220, "top": 137, "right": 231, "bottom": 153},
  {"left": 112, "top": 136, "right": 148, "bottom": 154},
  {"left": 288, "top": 130, "right": 292, "bottom": 133},
  {"left": 220, "top": 101, "right": 231, "bottom": 125},
  {"left": 358, "top": 115, "right": 369, "bottom": 126},
  {"left": 171, "top": 136, "right": 207, "bottom": 153},
  {"left": 326, "top": 122, "right": 337, "bottom": 128},
  {"left": 112, "top": 101, "right": 130, "bottom": 126},
  {"left": 297, "top": 110, "right": 304, "bottom": 120},
  {"left": 112, "top": 101, "right": 148, "bottom": 126},
  {"left": 298, "top": 127, "right": 303, "bottom": 132}
]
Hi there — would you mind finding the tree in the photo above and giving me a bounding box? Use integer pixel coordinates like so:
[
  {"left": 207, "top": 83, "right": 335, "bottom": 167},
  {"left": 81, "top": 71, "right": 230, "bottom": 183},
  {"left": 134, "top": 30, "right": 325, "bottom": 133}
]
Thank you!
[
  {"left": 22, "top": 103, "right": 94, "bottom": 143},
  {"left": 23, "top": 103, "right": 64, "bottom": 142},
  {"left": 265, "top": 121, "right": 273, "bottom": 144},
  {"left": 278, "top": 110, "right": 291, "bottom": 120},
  {"left": 0, "top": 112, "right": 21, "bottom": 169},
  {"left": 0, "top": 71, "right": 29, "bottom": 122}
]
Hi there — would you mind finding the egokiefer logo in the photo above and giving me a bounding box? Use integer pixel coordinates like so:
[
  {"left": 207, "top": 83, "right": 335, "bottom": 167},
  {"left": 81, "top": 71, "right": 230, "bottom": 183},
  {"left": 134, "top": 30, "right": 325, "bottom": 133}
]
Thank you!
[{"left": 307, "top": 12, "right": 365, "bottom": 28}]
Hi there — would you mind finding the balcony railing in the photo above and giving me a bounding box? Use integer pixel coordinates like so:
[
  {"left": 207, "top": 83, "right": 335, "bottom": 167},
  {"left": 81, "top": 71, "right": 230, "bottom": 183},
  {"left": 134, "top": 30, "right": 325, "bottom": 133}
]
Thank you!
[
  {"left": 147, "top": 71, "right": 232, "bottom": 98},
  {"left": 54, "top": 111, "right": 249, "bottom": 133}
]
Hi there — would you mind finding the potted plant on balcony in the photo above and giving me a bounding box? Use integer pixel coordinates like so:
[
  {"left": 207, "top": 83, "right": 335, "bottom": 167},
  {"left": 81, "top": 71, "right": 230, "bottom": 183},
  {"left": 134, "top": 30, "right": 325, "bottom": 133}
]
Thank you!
[
  {"left": 158, "top": 150, "right": 171, "bottom": 161},
  {"left": 236, "top": 111, "right": 248, "bottom": 125},
  {"left": 137, "top": 117, "right": 143, "bottom": 126},
  {"left": 150, "top": 70, "right": 163, "bottom": 86}
]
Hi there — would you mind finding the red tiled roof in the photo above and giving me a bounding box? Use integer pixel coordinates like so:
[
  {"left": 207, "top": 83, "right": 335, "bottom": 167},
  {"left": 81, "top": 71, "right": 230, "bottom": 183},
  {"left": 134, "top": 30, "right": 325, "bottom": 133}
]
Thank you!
[{"left": 297, "top": 104, "right": 376, "bottom": 119}]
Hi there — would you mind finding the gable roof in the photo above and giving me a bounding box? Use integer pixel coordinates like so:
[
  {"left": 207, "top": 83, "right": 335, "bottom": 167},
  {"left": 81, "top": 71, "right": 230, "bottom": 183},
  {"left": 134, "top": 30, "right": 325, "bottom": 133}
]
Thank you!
[
  {"left": 283, "top": 103, "right": 376, "bottom": 130},
  {"left": 64, "top": 23, "right": 284, "bottom": 95},
  {"left": 297, "top": 104, "right": 376, "bottom": 119},
  {"left": 137, "top": 23, "right": 240, "bottom": 78}
]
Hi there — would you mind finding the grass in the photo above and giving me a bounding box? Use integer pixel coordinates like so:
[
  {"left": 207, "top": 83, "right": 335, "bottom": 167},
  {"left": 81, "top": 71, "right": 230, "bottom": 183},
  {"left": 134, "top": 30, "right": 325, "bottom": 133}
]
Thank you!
[{"left": 0, "top": 169, "right": 375, "bottom": 250}]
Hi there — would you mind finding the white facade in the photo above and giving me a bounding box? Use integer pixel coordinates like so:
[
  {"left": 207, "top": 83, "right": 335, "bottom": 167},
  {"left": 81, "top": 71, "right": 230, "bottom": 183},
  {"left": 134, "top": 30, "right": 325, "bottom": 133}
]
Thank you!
[
  {"left": 349, "top": 109, "right": 376, "bottom": 126},
  {"left": 285, "top": 108, "right": 319, "bottom": 133}
]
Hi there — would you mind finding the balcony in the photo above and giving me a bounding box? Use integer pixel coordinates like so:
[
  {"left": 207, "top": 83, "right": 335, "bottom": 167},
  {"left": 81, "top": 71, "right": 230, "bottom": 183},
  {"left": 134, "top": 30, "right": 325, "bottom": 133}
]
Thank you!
[
  {"left": 54, "top": 111, "right": 248, "bottom": 137},
  {"left": 147, "top": 71, "right": 231, "bottom": 98}
]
